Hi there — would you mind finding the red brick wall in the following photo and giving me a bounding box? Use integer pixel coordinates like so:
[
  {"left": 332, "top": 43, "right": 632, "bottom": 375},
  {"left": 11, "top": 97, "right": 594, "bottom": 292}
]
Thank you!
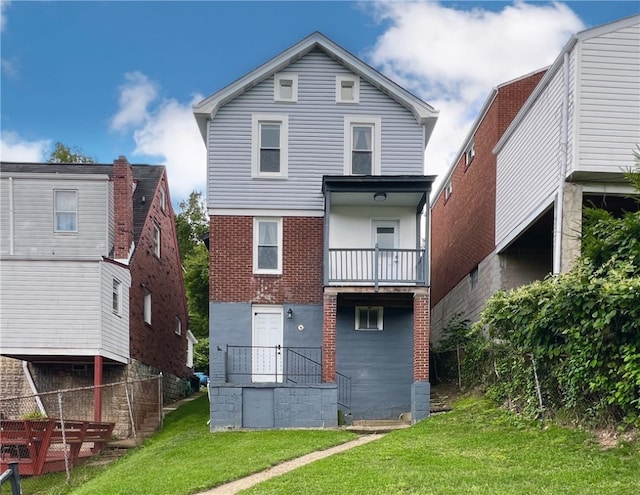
[
  {"left": 322, "top": 293, "right": 337, "bottom": 382},
  {"left": 210, "top": 216, "right": 324, "bottom": 305},
  {"left": 129, "top": 170, "right": 190, "bottom": 379},
  {"left": 430, "top": 71, "right": 545, "bottom": 306},
  {"left": 113, "top": 156, "right": 134, "bottom": 259},
  {"left": 413, "top": 292, "right": 430, "bottom": 381}
]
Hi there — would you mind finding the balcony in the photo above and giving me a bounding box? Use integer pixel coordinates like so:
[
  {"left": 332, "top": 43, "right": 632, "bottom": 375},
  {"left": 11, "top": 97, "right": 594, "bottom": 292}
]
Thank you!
[{"left": 327, "top": 247, "right": 427, "bottom": 287}]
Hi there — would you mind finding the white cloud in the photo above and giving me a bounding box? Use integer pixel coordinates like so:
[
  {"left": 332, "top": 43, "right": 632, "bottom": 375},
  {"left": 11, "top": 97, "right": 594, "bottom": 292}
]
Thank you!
[
  {"left": 0, "top": 0, "right": 10, "bottom": 33},
  {"left": 110, "top": 72, "right": 206, "bottom": 202},
  {"left": 0, "top": 131, "right": 50, "bottom": 162},
  {"left": 110, "top": 71, "right": 159, "bottom": 131},
  {"left": 367, "top": 0, "right": 585, "bottom": 187}
]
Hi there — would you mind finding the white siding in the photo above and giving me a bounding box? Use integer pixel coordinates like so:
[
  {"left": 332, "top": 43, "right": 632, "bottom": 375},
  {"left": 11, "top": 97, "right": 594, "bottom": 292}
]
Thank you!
[
  {"left": 0, "top": 260, "right": 126, "bottom": 362},
  {"left": 574, "top": 22, "right": 640, "bottom": 174},
  {"left": 0, "top": 174, "right": 111, "bottom": 258},
  {"left": 496, "top": 65, "right": 567, "bottom": 247},
  {"left": 100, "top": 261, "right": 131, "bottom": 363},
  {"left": 329, "top": 206, "right": 416, "bottom": 249},
  {"left": 208, "top": 50, "right": 424, "bottom": 211}
]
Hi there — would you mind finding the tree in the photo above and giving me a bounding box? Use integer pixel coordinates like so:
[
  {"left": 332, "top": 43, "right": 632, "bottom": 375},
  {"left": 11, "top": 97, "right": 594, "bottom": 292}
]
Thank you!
[
  {"left": 175, "top": 191, "right": 208, "bottom": 262},
  {"left": 47, "top": 142, "right": 96, "bottom": 164}
]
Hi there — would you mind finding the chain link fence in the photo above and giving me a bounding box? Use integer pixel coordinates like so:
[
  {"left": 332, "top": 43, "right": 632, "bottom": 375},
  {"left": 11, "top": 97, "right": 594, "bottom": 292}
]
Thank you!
[{"left": 1, "top": 376, "right": 162, "bottom": 493}]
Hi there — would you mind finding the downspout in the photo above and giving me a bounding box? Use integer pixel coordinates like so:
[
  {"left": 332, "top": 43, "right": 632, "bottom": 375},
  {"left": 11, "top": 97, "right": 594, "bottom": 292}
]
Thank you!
[
  {"left": 9, "top": 177, "right": 14, "bottom": 255},
  {"left": 553, "top": 52, "right": 570, "bottom": 275},
  {"left": 22, "top": 361, "right": 46, "bottom": 415}
]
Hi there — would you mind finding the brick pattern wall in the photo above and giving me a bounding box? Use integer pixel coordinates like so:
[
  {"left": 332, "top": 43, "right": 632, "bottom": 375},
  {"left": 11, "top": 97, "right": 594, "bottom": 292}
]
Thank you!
[
  {"left": 128, "top": 169, "right": 190, "bottom": 380},
  {"left": 210, "top": 216, "right": 323, "bottom": 304},
  {"left": 413, "top": 292, "right": 430, "bottom": 381},
  {"left": 113, "top": 156, "right": 134, "bottom": 259},
  {"left": 430, "top": 71, "right": 545, "bottom": 307},
  {"left": 322, "top": 293, "right": 337, "bottom": 383}
]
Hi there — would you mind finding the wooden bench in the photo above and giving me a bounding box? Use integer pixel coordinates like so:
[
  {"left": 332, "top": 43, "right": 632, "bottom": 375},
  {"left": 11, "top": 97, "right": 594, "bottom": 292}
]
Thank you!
[
  {"left": 0, "top": 419, "right": 54, "bottom": 476},
  {"left": 1, "top": 419, "right": 115, "bottom": 476}
]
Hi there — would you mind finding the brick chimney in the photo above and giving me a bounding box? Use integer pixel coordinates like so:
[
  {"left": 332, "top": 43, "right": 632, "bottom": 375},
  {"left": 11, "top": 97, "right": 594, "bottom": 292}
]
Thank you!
[{"left": 113, "top": 156, "right": 134, "bottom": 262}]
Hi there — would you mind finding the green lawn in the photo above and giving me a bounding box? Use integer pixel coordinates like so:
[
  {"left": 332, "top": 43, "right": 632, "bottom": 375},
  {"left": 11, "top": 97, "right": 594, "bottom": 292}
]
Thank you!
[
  {"left": 19, "top": 395, "right": 356, "bottom": 495},
  {"left": 18, "top": 395, "right": 639, "bottom": 495},
  {"left": 241, "top": 398, "right": 640, "bottom": 495}
]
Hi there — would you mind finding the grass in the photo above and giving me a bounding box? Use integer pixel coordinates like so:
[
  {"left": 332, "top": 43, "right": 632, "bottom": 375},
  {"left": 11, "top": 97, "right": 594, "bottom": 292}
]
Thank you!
[
  {"left": 17, "top": 395, "right": 356, "bottom": 495},
  {"left": 241, "top": 398, "right": 640, "bottom": 495},
  {"left": 16, "top": 395, "right": 639, "bottom": 495}
]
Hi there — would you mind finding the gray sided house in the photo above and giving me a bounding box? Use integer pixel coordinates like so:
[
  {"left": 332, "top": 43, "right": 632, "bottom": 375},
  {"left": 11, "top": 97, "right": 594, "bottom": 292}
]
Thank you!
[
  {"left": 0, "top": 158, "right": 193, "bottom": 426},
  {"left": 431, "top": 15, "right": 640, "bottom": 340},
  {"left": 194, "top": 32, "right": 439, "bottom": 429}
]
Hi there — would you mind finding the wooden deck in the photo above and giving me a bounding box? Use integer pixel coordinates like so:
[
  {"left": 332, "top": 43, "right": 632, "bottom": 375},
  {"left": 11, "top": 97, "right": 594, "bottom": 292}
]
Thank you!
[{"left": 0, "top": 419, "right": 115, "bottom": 476}]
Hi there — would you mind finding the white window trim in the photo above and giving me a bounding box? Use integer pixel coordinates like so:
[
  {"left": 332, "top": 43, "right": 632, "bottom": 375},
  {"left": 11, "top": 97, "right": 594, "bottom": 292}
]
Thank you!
[
  {"left": 336, "top": 75, "right": 360, "bottom": 103},
  {"left": 112, "top": 279, "right": 122, "bottom": 316},
  {"left": 465, "top": 140, "right": 475, "bottom": 167},
  {"left": 53, "top": 189, "right": 78, "bottom": 233},
  {"left": 355, "top": 306, "right": 383, "bottom": 331},
  {"left": 144, "top": 290, "right": 152, "bottom": 325},
  {"left": 444, "top": 181, "right": 453, "bottom": 201},
  {"left": 253, "top": 217, "right": 283, "bottom": 275},
  {"left": 251, "top": 114, "right": 289, "bottom": 179},
  {"left": 175, "top": 316, "right": 182, "bottom": 335},
  {"left": 274, "top": 73, "right": 298, "bottom": 102},
  {"left": 343, "top": 116, "right": 381, "bottom": 175},
  {"left": 153, "top": 223, "right": 161, "bottom": 258},
  {"left": 160, "top": 186, "right": 166, "bottom": 212}
]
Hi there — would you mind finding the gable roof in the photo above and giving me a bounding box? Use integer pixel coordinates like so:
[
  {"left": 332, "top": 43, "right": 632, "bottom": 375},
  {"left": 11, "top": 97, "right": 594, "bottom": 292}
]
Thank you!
[
  {"left": 193, "top": 31, "right": 439, "bottom": 141},
  {"left": 0, "top": 161, "right": 165, "bottom": 246}
]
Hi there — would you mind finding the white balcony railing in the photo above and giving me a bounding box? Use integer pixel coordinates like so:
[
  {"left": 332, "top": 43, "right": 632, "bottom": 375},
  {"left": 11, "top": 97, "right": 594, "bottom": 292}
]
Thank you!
[{"left": 327, "top": 247, "right": 427, "bottom": 286}]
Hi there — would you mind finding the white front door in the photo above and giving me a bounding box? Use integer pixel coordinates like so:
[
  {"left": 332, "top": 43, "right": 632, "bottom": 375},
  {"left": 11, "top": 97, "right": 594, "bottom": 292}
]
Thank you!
[
  {"left": 373, "top": 220, "right": 399, "bottom": 281},
  {"left": 252, "top": 306, "right": 284, "bottom": 382}
]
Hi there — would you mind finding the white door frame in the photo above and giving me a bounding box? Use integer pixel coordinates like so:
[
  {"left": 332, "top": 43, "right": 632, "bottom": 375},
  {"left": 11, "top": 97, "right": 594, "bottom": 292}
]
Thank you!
[{"left": 251, "top": 305, "right": 284, "bottom": 382}]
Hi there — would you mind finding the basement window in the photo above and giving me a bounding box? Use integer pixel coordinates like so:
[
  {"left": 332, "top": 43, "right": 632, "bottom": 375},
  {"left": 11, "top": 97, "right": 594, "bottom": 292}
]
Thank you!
[{"left": 355, "top": 306, "right": 383, "bottom": 331}]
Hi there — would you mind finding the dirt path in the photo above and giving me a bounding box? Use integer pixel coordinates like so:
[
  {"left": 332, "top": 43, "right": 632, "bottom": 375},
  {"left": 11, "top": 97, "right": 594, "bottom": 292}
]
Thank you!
[{"left": 196, "top": 433, "right": 384, "bottom": 495}]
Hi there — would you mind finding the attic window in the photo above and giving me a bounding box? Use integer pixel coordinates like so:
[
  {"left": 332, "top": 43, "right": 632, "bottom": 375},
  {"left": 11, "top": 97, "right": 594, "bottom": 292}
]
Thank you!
[
  {"left": 465, "top": 141, "right": 475, "bottom": 168},
  {"left": 160, "top": 186, "right": 166, "bottom": 212},
  {"left": 444, "top": 181, "right": 453, "bottom": 201},
  {"left": 336, "top": 75, "right": 359, "bottom": 103},
  {"left": 274, "top": 73, "right": 298, "bottom": 102}
]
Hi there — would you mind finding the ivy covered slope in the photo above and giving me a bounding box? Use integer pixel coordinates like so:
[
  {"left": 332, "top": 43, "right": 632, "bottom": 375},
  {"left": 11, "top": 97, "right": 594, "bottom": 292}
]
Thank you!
[{"left": 476, "top": 162, "right": 640, "bottom": 428}]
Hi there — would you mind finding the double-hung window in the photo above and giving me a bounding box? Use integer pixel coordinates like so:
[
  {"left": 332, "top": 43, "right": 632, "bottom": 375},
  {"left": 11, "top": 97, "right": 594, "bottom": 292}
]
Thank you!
[
  {"left": 153, "top": 224, "right": 161, "bottom": 258},
  {"left": 54, "top": 189, "right": 78, "bottom": 232},
  {"left": 344, "top": 116, "right": 381, "bottom": 175},
  {"left": 144, "top": 289, "right": 152, "bottom": 324},
  {"left": 252, "top": 114, "right": 288, "bottom": 178},
  {"left": 253, "top": 218, "right": 282, "bottom": 274},
  {"left": 112, "top": 279, "right": 122, "bottom": 316}
]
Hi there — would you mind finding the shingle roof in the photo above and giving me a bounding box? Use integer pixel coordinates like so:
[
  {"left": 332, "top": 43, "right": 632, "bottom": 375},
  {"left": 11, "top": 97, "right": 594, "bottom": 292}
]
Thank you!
[{"left": 0, "top": 161, "right": 165, "bottom": 245}]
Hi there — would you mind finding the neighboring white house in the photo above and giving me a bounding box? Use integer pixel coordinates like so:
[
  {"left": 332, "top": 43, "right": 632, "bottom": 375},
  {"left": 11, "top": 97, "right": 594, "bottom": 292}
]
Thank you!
[{"left": 431, "top": 15, "right": 640, "bottom": 337}]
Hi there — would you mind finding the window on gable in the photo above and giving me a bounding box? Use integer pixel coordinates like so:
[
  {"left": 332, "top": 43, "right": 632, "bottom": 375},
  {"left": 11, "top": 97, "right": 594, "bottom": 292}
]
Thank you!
[
  {"left": 253, "top": 217, "right": 282, "bottom": 274},
  {"left": 465, "top": 140, "right": 475, "bottom": 168},
  {"left": 444, "top": 181, "right": 453, "bottom": 201},
  {"left": 175, "top": 316, "right": 182, "bottom": 335},
  {"left": 112, "top": 279, "right": 122, "bottom": 316},
  {"left": 160, "top": 186, "right": 166, "bottom": 212},
  {"left": 336, "top": 75, "right": 359, "bottom": 103},
  {"left": 344, "top": 116, "right": 381, "bottom": 175},
  {"left": 355, "top": 306, "right": 383, "bottom": 331},
  {"left": 274, "top": 73, "right": 298, "bottom": 102},
  {"left": 54, "top": 190, "right": 78, "bottom": 232},
  {"left": 144, "top": 289, "right": 152, "bottom": 325},
  {"left": 153, "top": 224, "right": 161, "bottom": 258},
  {"left": 252, "top": 114, "right": 288, "bottom": 178}
]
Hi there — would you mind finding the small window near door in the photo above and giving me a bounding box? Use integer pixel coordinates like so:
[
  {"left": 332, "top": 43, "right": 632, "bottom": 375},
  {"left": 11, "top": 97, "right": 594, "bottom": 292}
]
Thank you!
[{"left": 355, "top": 306, "right": 383, "bottom": 331}]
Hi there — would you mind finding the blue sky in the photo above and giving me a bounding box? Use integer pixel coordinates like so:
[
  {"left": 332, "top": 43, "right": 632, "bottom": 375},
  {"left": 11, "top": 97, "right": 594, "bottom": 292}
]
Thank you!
[{"left": 2, "top": 1, "right": 639, "bottom": 204}]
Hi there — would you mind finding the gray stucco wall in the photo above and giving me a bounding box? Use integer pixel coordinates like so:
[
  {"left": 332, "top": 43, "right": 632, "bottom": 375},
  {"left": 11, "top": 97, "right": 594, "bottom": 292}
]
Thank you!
[{"left": 336, "top": 306, "right": 413, "bottom": 420}]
